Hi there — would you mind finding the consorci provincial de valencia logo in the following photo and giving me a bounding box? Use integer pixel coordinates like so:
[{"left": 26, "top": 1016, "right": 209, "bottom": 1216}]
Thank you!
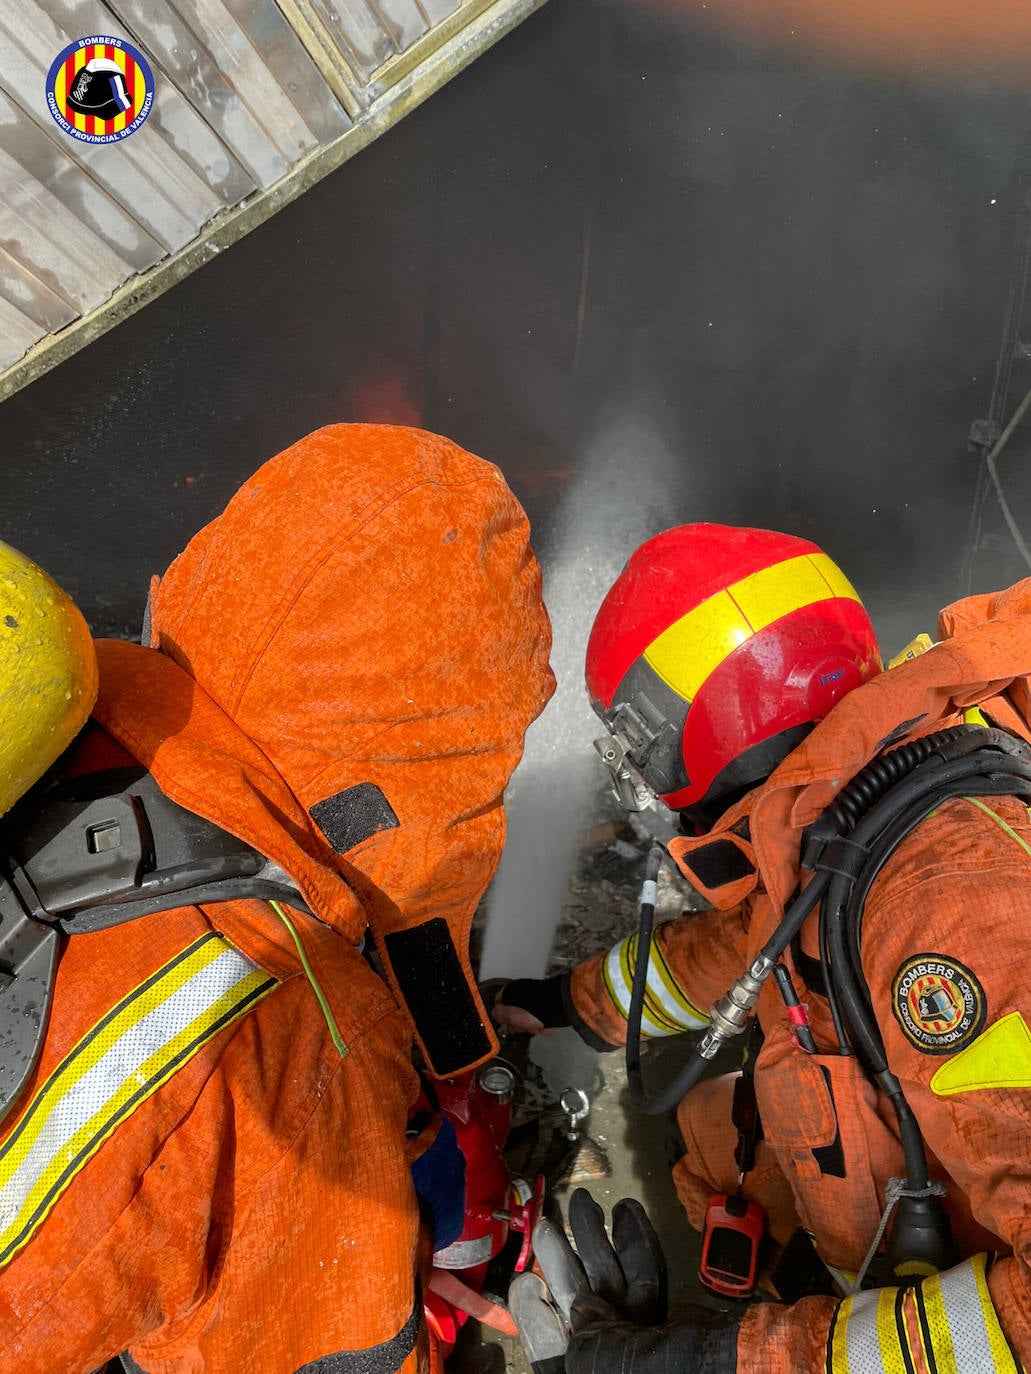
[
  {"left": 891, "top": 952, "right": 986, "bottom": 1055},
  {"left": 46, "top": 36, "right": 154, "bottom": 144}
]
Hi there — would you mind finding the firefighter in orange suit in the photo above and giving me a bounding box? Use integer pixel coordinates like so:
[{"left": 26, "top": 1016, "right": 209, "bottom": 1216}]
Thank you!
[
  {"left": 0, "top": 424, "right": 554, "bottom": 1373},
  {"left": 498, "top": 525, "right": 1031, "bottom": 1374}
]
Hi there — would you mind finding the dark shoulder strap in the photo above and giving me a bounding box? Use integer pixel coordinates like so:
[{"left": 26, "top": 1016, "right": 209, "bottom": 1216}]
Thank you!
[{"left": 0, "top": 754, "right": 311, "bottom": 1126}]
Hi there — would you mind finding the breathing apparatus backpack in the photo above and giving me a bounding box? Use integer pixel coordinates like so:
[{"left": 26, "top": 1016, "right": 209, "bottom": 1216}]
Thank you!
[
  {"left": 625, "top": 722, "right": 1031, "bottom": 1285},
  {"left": 0, "top": 735, "right": 310, "bottom": 1126}
]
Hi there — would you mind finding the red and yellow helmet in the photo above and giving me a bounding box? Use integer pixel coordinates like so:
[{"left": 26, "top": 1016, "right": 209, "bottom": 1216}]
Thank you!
[{"left": 585, "top": 525, "right": 882, "bottom": 815}]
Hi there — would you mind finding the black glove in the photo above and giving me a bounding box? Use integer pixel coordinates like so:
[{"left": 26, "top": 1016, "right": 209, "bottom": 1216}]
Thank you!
[
  {"left": 497, "top": 976, "right": 572, "bottom": 1030},
  {"left": 510, "top": 1190, "right": 739, "bottom": 1374}
]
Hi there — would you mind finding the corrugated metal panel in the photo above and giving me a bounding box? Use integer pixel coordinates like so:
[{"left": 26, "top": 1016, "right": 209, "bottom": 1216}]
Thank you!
[
  {"left": 0, "top": 296, "right": 46, "bottom": 372},
  {"left": 0, "top": 90, "right": 165, "bottom": 271},
  {"left": 0, "top": 141, "right": 130, "bottom": 312},
  {"left": 0, "top": 0, "right": 545, "bottom": 391}
]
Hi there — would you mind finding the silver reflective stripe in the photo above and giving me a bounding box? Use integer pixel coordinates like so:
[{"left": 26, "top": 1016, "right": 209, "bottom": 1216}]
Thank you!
[
  {"left": 0, "top": 932, "right": 276, "bottom": 1268},
  {"left": 842, "top": 1289, "right": 888, "bottom": 1371},
  {"left": 601, "top": 932, "right": 708, "bottom": 1038},
  {"left": 828, "top": 1256, "right": 1020, "bottom": 1373}
]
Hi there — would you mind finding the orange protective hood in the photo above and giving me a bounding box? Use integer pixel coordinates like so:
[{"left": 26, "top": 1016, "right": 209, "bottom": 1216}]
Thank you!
[
  {"left": 669, "top": 576, "right": 1031, "bottom": 946},
  {"left": 96, "top": 425, "right": 555, "bottom": 1076}
]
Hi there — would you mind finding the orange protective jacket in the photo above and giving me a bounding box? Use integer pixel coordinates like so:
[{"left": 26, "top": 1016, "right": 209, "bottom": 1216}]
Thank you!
[
  {"left": 0, "top": 425, "right": 554, "bottom": 1373},
  {"left": 571, "top": 578, "right": 1031, "bottom": 1373}
]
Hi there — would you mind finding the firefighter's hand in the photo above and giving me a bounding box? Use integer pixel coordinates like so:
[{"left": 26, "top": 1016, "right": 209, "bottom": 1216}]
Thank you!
[
  {"left": 491, "top": 976, "right": 571, "bottom": 1036},
  {"left": 509, "top": 1190, "right": 739, "bottom": 1374}
]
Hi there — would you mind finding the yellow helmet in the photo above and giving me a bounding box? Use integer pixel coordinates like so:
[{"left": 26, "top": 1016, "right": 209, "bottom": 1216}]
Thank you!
[{"left": 0, "top": 540, "right": 98, "bottom": 817}]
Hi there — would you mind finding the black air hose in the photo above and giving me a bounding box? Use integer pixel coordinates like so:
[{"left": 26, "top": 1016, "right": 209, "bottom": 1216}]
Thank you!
[
  {"left": 816, "top": 727, "right": 1031, "bottom": 1052},
  {"left": 819, "top": 725, "right": 975, "bottom": 830},
  {"left": 819, "top": 728, "right": 1031, "bottom": 1197},
  {"left": 625, "top": 842, "right": 686, "bottom": 1114}
]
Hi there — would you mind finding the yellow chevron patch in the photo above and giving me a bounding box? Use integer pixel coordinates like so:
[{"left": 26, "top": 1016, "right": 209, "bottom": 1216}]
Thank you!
[{"left": 931, "top": 1011, "right": 1031, "bottom": 1097}]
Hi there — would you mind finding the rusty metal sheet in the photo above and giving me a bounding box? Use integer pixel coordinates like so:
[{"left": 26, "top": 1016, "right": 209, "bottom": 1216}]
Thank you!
[{"left": 0, "top": 92, "right": 164, "bottom": 273}]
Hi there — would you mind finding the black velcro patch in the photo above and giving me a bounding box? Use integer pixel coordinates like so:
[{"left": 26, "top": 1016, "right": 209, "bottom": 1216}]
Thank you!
[
  {"left": 384, "top": 918, "right": 491, "bottom": 1075},
  {"left": 685, "top": 838, "right": 754, "bottom": 889},
  {"left": 811, "top": 1066, "right": 845, "bottom": 1178},
  {"left": 310, "top": 784, "right": 399, "bottom": 854}
]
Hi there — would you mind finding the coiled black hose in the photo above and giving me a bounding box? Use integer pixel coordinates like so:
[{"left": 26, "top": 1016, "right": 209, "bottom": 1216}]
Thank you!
[
  {"left": 819, "top": 726, "right": 1031, "bottom": 1192},
  {"left": 820, "top": 725, "right": 976, "bottom": 830},
  {"left": 814, "top": 727, "right": 1029, "bottom": 1048}
]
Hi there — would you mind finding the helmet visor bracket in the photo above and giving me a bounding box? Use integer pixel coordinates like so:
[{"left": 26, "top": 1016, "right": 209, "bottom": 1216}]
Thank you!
[{"left": 592, "top": 731, "right": 658, "bottom": 812}]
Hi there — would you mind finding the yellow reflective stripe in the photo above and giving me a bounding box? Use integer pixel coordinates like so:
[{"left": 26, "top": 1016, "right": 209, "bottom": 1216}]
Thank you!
[
  {"left": 601, "top": 938, "right": 670, "bottom": 1038},
  {"left": 731, "top": 552, "right": 859, "bottom": 632},
  {"left": 601, "top": 934, "right": 708, "bottom": 1037},
  {"left": 830, "top": 1286, "right": 928, "bottom": 1373},
  {"left": 828, "top": 1258, "right": 1020, "bottom": 1374},
  {"left": 624, "top": 935, "right": 682, "bottom": 1033},
  {"left": 1, "top": 934, "right": 228, "bottom": 1181},
  {"left": 0, "top": 933, "right": 276, "bottom": 1269},
  {"left": 644, "top": 588, "right": 748, "bottom": 700},
  {"left": 644, "top": 553, "right": 862, "bottom": 700},
  {"left": 621, "top": 936, "right": 676, "bottom": 1037},
  {"left": 828, "top": 1289, "right": 906, "bottom": 1372},
  {"left": 648, "top": 937, "right": 708, "bottom": 1029},
  {"left": 875, "top": 1287, "right": 912, "bottom": 1373},
  {"left": 919, "top": 1256, "right": 1019, "bottom": 1373},
  {"left": 601, "top": 943, "right": 631, "bottom": 1019},
  {"left": 970, "top": 1260, "right": 1023, "bottom": 1371}
]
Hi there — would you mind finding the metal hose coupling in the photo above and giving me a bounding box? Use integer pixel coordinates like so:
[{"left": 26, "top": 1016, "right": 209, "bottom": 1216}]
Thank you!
[{"left": 696, "top": 955, "right": 776, "bottom": 1059}]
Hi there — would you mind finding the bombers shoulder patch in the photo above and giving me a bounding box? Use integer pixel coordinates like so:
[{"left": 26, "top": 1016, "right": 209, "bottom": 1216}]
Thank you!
[{"left": 891, "top": 952, "right": 987, "bottom": 1055}]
